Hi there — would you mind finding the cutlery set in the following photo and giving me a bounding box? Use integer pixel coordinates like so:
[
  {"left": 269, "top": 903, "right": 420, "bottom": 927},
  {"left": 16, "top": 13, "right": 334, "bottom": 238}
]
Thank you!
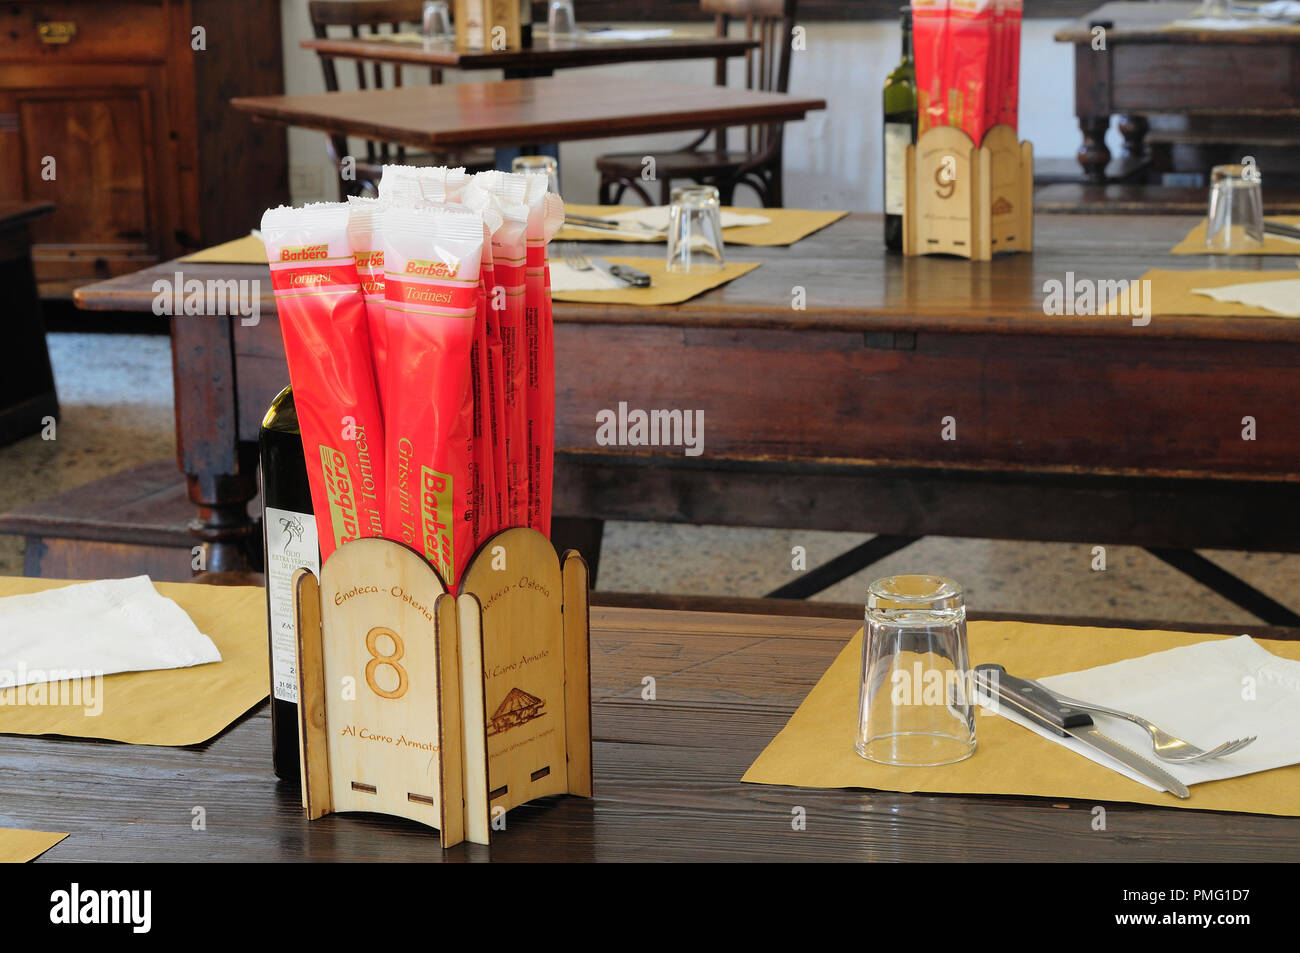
[
  {"left": 559, "top": 245, "right": 652, "bottom": 287},
  {"left": 974, "top": 663, "right": 1257, "bottom": 799}
]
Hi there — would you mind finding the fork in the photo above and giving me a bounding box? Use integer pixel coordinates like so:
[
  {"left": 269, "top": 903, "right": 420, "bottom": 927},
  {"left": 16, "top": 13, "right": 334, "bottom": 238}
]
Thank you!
[
  {"left": 1045, "top": 688, "right": 1256, "bottom": 764},
  {"left": 560, "top": 248, "right": 592, "bottom": 272}
]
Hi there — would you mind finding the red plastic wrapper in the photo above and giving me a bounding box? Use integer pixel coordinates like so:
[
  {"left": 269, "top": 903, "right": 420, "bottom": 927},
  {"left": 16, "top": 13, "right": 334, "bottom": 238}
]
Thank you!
[
  {"left": 470, "top": 171, "right": 532, "bottom": 530},
  {"left": 523, "top": 180, "right": 564, "bottom": 537},
  {"left": 984, "top": 0, "right": 1006, "bottom": 138},
  {"left": 260, "top": 203, "right": 385, "bottom": 560},
  {"left": 946, "top": 0, "right": 993, "bottom": 145},
  {"left": 912, "top": 0, "right": 950, "bottom": 136},
  {"left": 379, "top": 204, "right": 484, "bottom": 585},
  {"left": 1001, "top": 0, "right": 1021, "bottom": 131},
  {"left": 346, "top": 197, "right": 388, "bottom": 413}
]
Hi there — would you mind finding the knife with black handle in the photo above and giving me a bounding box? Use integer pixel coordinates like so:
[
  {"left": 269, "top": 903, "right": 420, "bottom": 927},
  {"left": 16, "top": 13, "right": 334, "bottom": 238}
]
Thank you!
[{"left": 974, "top": 663, "right": 1191, "bottom": 798}]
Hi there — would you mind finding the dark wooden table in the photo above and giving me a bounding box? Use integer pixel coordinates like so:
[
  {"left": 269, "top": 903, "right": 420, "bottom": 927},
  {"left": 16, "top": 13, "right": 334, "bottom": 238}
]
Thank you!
[
  {"left": 1056, "top": 2, "right": 1300, "bottom": 182},
  {"left": 0, "top": 201, "right": 57, "bottom": 447},
  {"left": 9, "top": 600, "right": 1297, "bottom": 862},
  {"left": 300, "top": 31, "right": 757, "bottom": 73},
  {"left": 230, "top": 75, "right": 825, "bottom": 151},
  {"left": 72, "top": 212, "right": 1300, "bottom": 593}
]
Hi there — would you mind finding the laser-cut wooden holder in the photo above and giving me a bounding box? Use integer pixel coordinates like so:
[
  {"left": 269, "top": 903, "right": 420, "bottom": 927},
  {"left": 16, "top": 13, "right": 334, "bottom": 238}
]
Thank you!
[
  {"left": 903, "top": 124, "right": 1033, "bottom": 261},
  {"left": 291, "top": 528, "right": 592, "bottom": 849}
]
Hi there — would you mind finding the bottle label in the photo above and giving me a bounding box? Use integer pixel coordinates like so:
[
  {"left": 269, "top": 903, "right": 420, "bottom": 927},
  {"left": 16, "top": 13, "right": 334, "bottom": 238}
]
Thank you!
[
  {"left": 884, "top": 122, "right": 911, "bottom": 216},
  {"left": 265, "top": 506, "right": 320, "bottom": 703}
]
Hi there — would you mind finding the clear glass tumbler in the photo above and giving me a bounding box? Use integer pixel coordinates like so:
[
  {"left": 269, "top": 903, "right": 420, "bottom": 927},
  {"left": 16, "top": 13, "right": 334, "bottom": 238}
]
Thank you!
[
  {"left": 856, "top": 574, "right": 977, "bottom": 767},
  {"left": 512, "top": 154, "right": 559, "bottom": 193},
  {"left": 1205, "top": 163, "right": 1263, "bottom": 252},
  {"left": 422, "top": 1, "right": 452, "bottom": 41},
  {"left": 666, "top": 185, "right": 725, "bottom": 273},
  {"left": 548, "top": 0, "right": 578, "bottom": 36}
]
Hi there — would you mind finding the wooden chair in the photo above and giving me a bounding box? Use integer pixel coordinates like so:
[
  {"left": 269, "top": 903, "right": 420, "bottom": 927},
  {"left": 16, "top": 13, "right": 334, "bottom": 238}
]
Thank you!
[
  {"left": 596, "top": 0, "right": 797, "bottom": 208},
  {"left": 308, "top": 0, "right": 495, "bottom": 197}
]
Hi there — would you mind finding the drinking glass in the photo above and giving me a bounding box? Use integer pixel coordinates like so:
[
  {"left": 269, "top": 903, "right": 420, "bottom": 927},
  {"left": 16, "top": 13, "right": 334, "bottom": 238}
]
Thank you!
[
  {"left": 548, "top": 0, "right": 579, "bottom": 36},
  {"left": 856, "top": 574, "right": 977, "bottom": 767},
  {"left": 511, "top": 154, "right": 559, "bottom": 193},
  {"left": 1205, "top": 163, "right": 1263, "bottom": 252},
  {"left": 422, "top": 1, "right": 452, "bottom": 41},
  {"left": 666, "top": 185, "right": 725, "bottom": 273}
]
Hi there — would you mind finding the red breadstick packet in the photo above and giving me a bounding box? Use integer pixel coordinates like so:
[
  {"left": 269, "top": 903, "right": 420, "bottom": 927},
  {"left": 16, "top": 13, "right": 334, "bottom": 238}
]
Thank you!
[
  {"left": 1002, "top": 0, "right": 1022, "bottom": 131},
  {"left": 912, "top": 0, "right": 950, "bottom": 136},
  {"left": 470, "top": 171, "right": 532, "bottom": 530},
  {"left": 946, "top": 0, "right": 993, "bottom": 145},
  {"left": 260, "top": 203, "right": 385, "bottom": 560},
  {"left": 346, "top": 197, "right": 388, "bottom": 413},
  {"left": 522, "top": 177, "right": 564, "bottom": 538},
  {"left": 379, "top": 204, "right": 484, "bottom": 585},
  {"left": 985, "top": 0, "right": 1005, "bottom": 137}
]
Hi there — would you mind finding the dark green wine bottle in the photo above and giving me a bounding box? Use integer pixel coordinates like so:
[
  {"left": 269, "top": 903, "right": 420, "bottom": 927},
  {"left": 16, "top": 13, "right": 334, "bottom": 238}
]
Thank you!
[
  {"left": 259, "top": 386, "right": 319, "bottom": 783},
  {"left": 883, "top": 6, "right": 917, "bottom": 252}
]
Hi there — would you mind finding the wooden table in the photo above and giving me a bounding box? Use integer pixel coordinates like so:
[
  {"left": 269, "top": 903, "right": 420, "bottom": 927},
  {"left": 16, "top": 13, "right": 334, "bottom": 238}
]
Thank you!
[
  {"left": 10, "top": 600, "right": 1298, "bottom": 862},
  {"left": 0, "top": 201, "right": 57, "bottom": 446},
  {"left": 1056, "top": 2, "right": 1300, "bottom": 182},
  {"left": 300, "top": 32, "right": 757, "bottom": 73},
  {"left": 230, "top": 75, "right": 825, "bottom": 151},
  {"left": 69, "top": 213, "right": 1300, "bottom": 622}
]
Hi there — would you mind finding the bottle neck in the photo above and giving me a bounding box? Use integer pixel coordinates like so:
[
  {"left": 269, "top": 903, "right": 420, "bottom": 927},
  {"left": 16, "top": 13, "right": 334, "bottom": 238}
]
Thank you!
[{"left": 901, "top": 20, "right": 913, "bottom": 61}]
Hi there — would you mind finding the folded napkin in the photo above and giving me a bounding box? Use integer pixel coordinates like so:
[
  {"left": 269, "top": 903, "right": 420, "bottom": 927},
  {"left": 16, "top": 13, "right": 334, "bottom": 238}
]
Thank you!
[
  {"left": 1190, "top": 277, "right": 1300, "bottom": 317},
  {"left": 1258, "top": 0, "right": 1300, "bottom": 17},
  {"left": 549, "top": 259, "right": 626, "bottom": 292},
  {"left": 579, "top": 28, "right": 675, "bottom": 41},
  {"left": 0, "top": 576, "right": 221, "bottom": 689},
  {"left": 983, "top": 635, "right": 1300, "bottom": 792}
]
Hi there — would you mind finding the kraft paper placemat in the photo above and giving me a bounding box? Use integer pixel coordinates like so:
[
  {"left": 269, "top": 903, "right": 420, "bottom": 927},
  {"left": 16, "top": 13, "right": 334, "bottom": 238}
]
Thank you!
[
  {"left": 556, "top": 204, "right": 847, "bottom": 246},
  {"left": 0, "top": 578, "right": 268, "bottom": 746},
  {"left": 743, "top": 621, "right": 1300, "bottom": 816},
  {"left": 1102, "top": 268, "right": 1300, "bottom": 318},
  {"left": 550, "top": 257, "right": 759, "bottom": 305},
  {"left": 179, "top": 234, "right": 266, "bottom": 264},
  {"left": 1171, "top": 217, "right": 1300, "bottom": 255},
  {"left": 0, "top": 828, "right": 67, "bottom": 863}
]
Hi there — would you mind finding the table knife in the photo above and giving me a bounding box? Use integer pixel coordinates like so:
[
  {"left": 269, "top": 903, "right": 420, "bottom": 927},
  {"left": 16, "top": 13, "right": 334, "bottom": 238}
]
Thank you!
[
  {"left": 973, "top": 663, "right": 1191, "bottom": 798},
  {"left": 1264, "top": 220, "right": 1300, "bottom": 241},
  {"left": 591, "top": 258, "right": 651, "bottom": 287}
]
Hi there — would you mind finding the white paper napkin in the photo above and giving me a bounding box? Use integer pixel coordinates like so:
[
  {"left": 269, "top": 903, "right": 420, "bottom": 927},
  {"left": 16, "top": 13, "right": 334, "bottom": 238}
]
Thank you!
[
  {"left": 0, "top": 576, "right": 221, "bottom": 688},
  {"left": 579, "top": 28, "right": 675, "bottom": 42},
  {"left": 979, "top": 636, "right": 1300, "bottom": 792},
  {"left": 1191, "top": 278, "right": 1300, "bottom": 317},
  {"left": 548, "top": 260, "right": 624, "bottom": 292}
]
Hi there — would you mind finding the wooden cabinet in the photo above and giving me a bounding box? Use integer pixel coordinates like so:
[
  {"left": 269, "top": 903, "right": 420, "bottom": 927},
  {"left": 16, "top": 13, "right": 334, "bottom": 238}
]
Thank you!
[{"left": 0, "top": 0, "right": 287, "bottom": 298}]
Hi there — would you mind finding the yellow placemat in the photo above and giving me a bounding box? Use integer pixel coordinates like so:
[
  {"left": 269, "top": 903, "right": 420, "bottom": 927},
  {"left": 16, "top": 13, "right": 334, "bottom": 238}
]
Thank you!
[
  {"left": 0, "top": 828, "right": 67, "bottom": 863},
  {"left": 0, "top": 578, "right": 268, "bottom": 746},
  {"left": 1102, "top": 268, "right": 1299, "bottom": 318},
  {"left": 556, "top": 205, "right": 847, "bottom": 247},
  {"left": 551, "top": 257, "right": 759, "bottom": 305},
  {"left": 1171, "top": 217, "right": 1300, "bottom": 255},
  {"left": 1161, "top": 19, "right": 1300, "bottom": 32},
  {"left": 180, "top": 234, "right": 267, "bottom": 264},
  {"left": 743, "top": 621, "right": 1300, "bottom": 815}
]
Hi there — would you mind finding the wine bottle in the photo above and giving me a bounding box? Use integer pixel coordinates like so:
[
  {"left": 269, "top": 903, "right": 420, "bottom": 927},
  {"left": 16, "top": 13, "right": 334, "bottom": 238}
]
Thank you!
[
  {"left": 883, "top": 6, "right": 917, "bottom": 252},
  {"left": 259, "top": 386, "right": 319, "bottom": 783},
  {"left": 519, "top": 0, "right": 533, "bottom": 48}
]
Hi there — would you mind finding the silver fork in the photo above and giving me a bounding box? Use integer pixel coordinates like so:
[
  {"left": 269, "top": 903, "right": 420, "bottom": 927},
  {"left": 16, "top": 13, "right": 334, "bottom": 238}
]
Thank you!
[
  {"left": 560, "top": 248, "right": 592, "bottom": 272},
  {"left": 1046, "top": 688, "right": 1256, "bottom": 764}
]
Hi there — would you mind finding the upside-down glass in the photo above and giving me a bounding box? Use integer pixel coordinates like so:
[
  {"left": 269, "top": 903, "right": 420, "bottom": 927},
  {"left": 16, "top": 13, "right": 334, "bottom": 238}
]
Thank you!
[
  {"left": 856, "top": 575, "right": 977, "bottom": 767},
  {"left": 548, "top": 0, "right": 579, "bottom": 36},
  {"left": 512, "top": 154, "right": 559, "bottom": 193},
  {"left": 1205, "top": 163, "right": 1263, "bottom": 252},
  {"left": 422, "top": 1, "right": 452, "bottom": 41},
  {"left": 666, "top": 185, "right": 725, "bottom": 273}
]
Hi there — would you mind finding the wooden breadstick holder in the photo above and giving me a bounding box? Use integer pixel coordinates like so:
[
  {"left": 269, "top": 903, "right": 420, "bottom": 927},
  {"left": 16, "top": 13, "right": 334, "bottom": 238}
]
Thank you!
[
  {"left": 291, "top": 528, "right": 592, "bottom": 849},
  {"left": 903, "top": 124, "right": 1033, "bottom": 261}
]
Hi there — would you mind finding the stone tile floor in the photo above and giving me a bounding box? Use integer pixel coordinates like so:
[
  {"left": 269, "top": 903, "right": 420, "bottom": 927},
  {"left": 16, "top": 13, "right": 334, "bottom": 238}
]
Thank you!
[{"left": 3, "top": 333, "right": 1297, "bottom": 627}]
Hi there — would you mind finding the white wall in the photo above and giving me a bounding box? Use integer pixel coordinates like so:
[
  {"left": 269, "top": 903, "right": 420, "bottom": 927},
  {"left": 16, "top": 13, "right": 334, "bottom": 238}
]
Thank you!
[{"left": 279, "top": 6, "right": 1105, "bottom": 210}]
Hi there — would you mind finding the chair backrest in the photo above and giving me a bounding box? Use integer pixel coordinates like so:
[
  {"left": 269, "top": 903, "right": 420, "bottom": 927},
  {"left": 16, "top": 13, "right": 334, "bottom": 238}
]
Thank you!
[
  {"left": 308, "top": 0, "right": 427, "bottom": 166},
  {"left": 701, "top": 0, "right": 798, "bottom": 157}
]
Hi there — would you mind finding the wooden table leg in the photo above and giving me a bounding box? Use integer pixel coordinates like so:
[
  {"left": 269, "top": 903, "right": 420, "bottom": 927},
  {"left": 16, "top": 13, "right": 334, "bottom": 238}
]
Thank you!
[
  {"left": 0, "top": 211, "right": 58, "bottom": 446},
  {"left": 1077, "top": 114, "right": 1112, "bottom": 184},
  {"left": 171, "top": 314, "right": 258, "bottom": 574}
]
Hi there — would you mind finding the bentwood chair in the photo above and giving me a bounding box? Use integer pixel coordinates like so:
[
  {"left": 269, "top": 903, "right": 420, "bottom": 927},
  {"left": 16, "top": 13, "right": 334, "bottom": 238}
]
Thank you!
[
  {"left": 595, "top": 0, "right": 798, "bottom": 208},
  {"left": 308, "top": 0, "right": 495, "bottom": 197}
]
